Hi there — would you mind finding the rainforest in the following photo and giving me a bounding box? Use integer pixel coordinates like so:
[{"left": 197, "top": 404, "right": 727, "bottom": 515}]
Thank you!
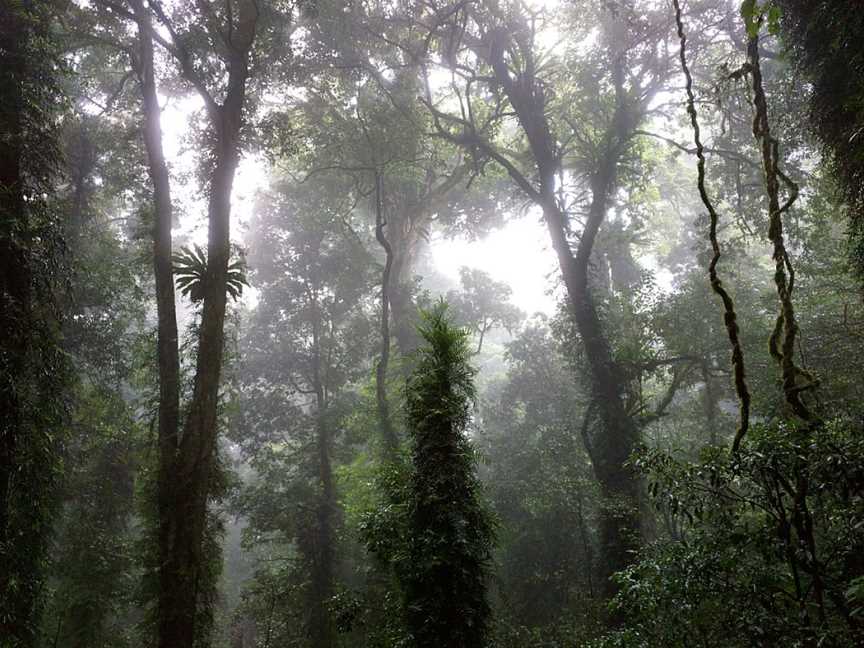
[{"left": 2, "top": 1, "right": 864, "bottom": 646}]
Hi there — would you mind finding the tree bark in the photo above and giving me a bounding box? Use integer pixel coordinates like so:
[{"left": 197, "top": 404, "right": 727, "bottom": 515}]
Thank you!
[
  {"left": 374, "top": 171, "right": 398, "bottom": 451},
  {"left": 309, "top": 293, "right": 336, "bottom": 648},
  {"left": 127, "top": 2, "right": 257, "bottom": 645},
  {"left": 386, "top": 210, "right": 424, "bottom": 354},
  {"left": 0, "top": 0, "right": 28, "bottom": 555},
  {"left": 700, "top": 359, "right": 719, "bottom": 446},
  {"left": 128, "top": 1, "right": 185, "bottom": 644},
  {"left": 480, "top": 29, "right": 642, "bottom": 602}
]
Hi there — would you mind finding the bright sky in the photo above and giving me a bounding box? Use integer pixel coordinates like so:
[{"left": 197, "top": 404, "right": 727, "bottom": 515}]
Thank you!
[
  {"left": 160, "top": 94, "right": 261, "bottom": 247},
  {"left": 158, "top": 96, "right": 561, "bottom": 317},
  {"left": 429, "top": 215, "right": 560, "bottom": 316},
  {"left": 152, "top": 0, "right": 570, "bottom": 319}
]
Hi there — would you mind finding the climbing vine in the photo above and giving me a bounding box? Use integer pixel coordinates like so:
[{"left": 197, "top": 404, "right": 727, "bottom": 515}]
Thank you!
[
  {"left": 672, "top": 0, "right": 751, "bottom": 452},
  {"left": 743, "top": 0, "right": 817, "bottom": 424}
]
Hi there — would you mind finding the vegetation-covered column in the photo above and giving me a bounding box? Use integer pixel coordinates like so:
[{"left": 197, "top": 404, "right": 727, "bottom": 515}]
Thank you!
[
  {"left": 129, "top": 1, "right": 259, "bottom": 645},
  {"left": 1, "top": 1, "right": 67, "bottom": 643},
  {"left": 373, "top": 171, "right": 398, "bottom": 451},
  {"left": 166, "top": 54, "right": 252, "bottom": 648},
  {"left": 403, "top": 304, "right": 494, "bottom": 648},
  {"left": 776, "top": 0, "right": 864, "bottom": 282}
]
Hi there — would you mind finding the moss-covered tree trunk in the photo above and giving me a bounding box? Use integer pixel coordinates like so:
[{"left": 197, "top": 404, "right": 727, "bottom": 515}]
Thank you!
[
  {"left": 481, "top": 30, "right": 643, "bottom": 602},
  {"left": 127, "top": 4, "right": 185, "bottom": 645}
]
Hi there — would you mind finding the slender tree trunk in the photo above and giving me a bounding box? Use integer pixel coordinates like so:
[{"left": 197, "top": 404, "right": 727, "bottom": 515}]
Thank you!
[
  {"left": 701, "top": 359, "right": 719, "bottom": 445},
  {"left": 128, "top": 3, "right": 256, "bottom": 645},
  {"left": 129, "top": 4, "right": 184, "bottom": 643},
  {"left": 309, "top": 299, "right": 336, "bottom": 648},
  {"left": 310, "top": 408, "right": 336, "bottom": 648},
  {"left": 374, "top": 172, "right": 398, "bottom": 451}
]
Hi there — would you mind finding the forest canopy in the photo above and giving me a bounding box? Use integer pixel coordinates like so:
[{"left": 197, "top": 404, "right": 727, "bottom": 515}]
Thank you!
[{"left": 1, "top": 0, "right": 864, "bottom": 647}]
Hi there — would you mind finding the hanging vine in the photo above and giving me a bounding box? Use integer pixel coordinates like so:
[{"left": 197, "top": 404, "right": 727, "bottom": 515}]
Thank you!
[
  {"left": 673, "top": 0, "right": 751, "bottom": 452},
  {"left": 743, "top": 1, "right": 817, "bottom": 423}
]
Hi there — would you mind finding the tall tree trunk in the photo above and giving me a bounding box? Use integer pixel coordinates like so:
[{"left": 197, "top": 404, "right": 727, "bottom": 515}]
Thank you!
[
  {"left": 128, "top": 1, "right": 184, "bottom": 644},
  {"left": 386, "top": 210, "right": 424, "bottom": 354},
  {"left": 309, "top": 298, "right": 336, "bottom": 648},
  {"left": 543, "top": 175, "right": 641, "bottom": 601},
  {"left": 0, "top": 0, "right": 28, "bottom": 554},
  {"left": 482, "top": 27, "right": 642, "bottom": 603},
  {"left": 165, "top": 116, "right": 239, "bottom": 647},
  {"left": 127, "top": 2, "right": 257, "bottom": 645},
  {"left": 374, "top": 172, "right": 398, "bottom": 450},
  {"left": 310, "top": 409, "right": 336, "bottom": 648}
]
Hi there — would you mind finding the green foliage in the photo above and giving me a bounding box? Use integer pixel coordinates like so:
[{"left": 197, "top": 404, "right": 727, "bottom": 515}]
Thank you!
[
  {"left": 596, "top": 420, "right": 864, "bottom": 647},
  {"left": 479, "top": 320, "right": 604, "bottom": 638},
  {"left": 446, "top": 267, "right": 524, "bottom": 354},
  {"left": 232, "top": 171, "right": 379, "bottom": 647},
  {"left": 777, "top": 0, "right": 864, "bottom": 281},
  {"left": 172, "top": 244, "right": 248, "bottom": 303},
  {"left": 0, "top": 1, "right": 71, "bottom": 644},
  {"left": 400, "top": 303, "right": 496, "bottom": 648},
  {"left": 740, "top": 1, "right": 782, "bottom": 38},
  {"left": 40, "top": 385, "right": 142, "bottom": 648}
]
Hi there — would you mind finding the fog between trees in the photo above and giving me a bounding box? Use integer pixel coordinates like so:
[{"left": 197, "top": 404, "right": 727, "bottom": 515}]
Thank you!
[{"left": 2, "top": 1, "right": 864, "bottom": 647}]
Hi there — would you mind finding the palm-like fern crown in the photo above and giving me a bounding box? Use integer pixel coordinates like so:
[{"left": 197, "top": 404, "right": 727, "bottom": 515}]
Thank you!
[{"left": 172, "top": 244, "right": 248, "bottom": 303}]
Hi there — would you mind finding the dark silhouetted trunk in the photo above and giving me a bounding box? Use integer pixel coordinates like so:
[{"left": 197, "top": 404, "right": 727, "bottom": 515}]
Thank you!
[
  {"left": 481, "top": 28, "right": 643, "bottom": 604},
  {"left": 129, "top": 1, "right": 184, "bottom": 644},
  {"left": 0, "top": 0, "right": 28, "bottom": 552},
  {"left": 127, "top": 2, "right": 257, "bottom": 645},
  {"left": 374, "top": 172, "right": 398, "bottom": 450},
  {"left": 1, "top": 3, "right": 65, "bottom": 641},
  {"left": 546, "top": 172, "right": 641, "bottom": 602},
  {"left": 309, "top": 295, "right": 336, "bottom": 648}
]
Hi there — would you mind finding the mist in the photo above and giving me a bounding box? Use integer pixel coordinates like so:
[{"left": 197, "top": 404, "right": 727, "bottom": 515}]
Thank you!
[{"left": 2, "top": 1, "right": 864, "bottom": 647}]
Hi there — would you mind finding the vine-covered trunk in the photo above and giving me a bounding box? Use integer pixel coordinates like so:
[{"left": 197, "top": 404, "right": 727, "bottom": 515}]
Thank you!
[
  {"left": 0, "top": 0, "right": 28, "bottom": 557},
  {"left": 161, "top": 121, "right": 240, "bottom": 648},
  {"left": 483, "top": 27, "right": 642, "bottom": 601},
  {"left": 374, "top": 172, "right": 398, "bottom": 450},
  {"left": 386, "top": 205, "right": 424, "bottom": 354},
  {"left": 543, "top": 186, "right": 641, "bottom": 601},
  {"left": 1, "top": 3, "right": 65, "bottom": 642},
  {"left": 0, "top": 5, "right": 34, "bottom": 639}
]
